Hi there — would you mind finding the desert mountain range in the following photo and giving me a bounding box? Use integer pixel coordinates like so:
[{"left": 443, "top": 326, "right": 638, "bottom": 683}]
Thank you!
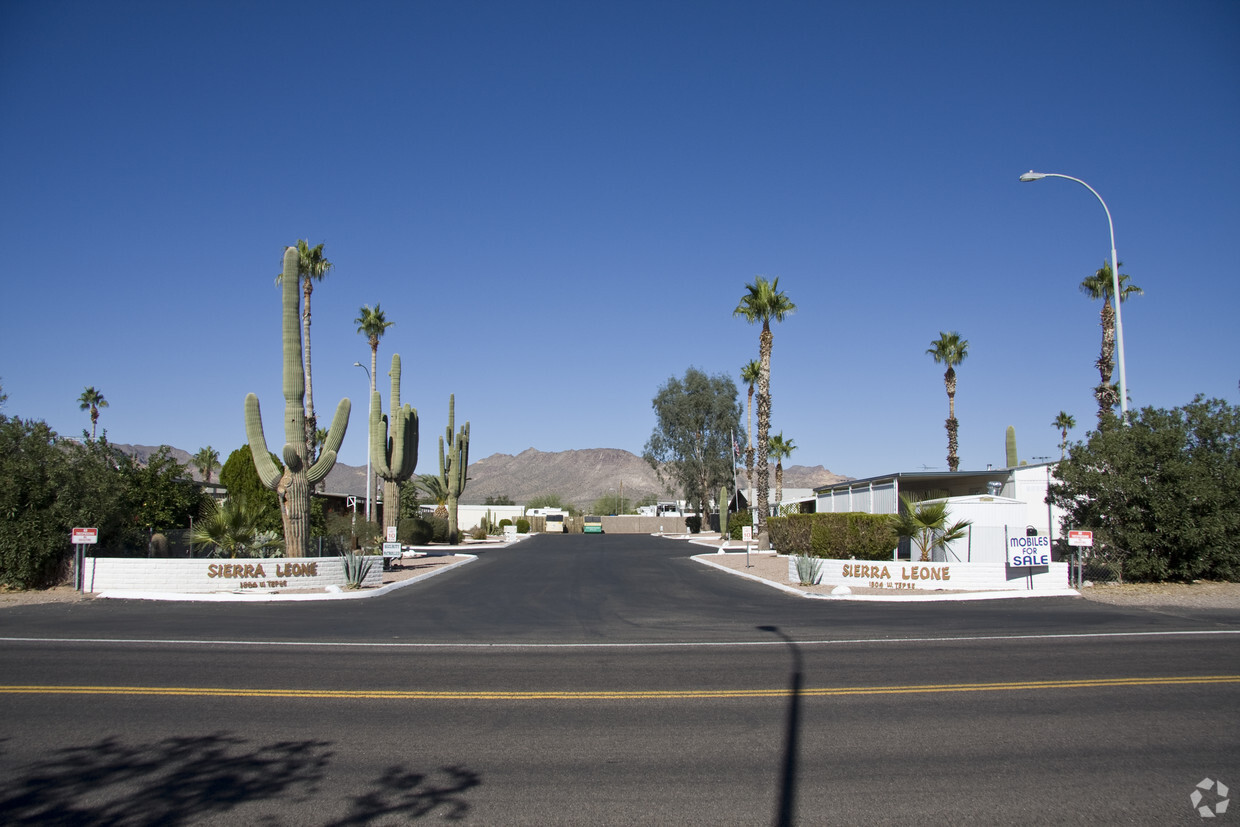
[{"left": 118, "top": 444, "right": 850, "bottom": 510}]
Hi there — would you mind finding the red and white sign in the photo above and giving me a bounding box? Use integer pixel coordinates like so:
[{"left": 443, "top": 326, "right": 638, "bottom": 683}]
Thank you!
[
  {"left": 71, "top": 527, "right": 98, "bottom": 545},
  {"left": 1067, "top": 530, "right": 1094, "bottom": 547},
  {"left": 386, "top": 526, "right": 398, "bottom": 543}
]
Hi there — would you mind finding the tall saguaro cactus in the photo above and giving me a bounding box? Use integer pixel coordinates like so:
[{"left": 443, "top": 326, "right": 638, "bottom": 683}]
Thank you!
[
  {"left": 245, "top": 246, "right": 350, "bottom": 556},
  {"left": 437, "top": 394, "right": 470, "bottom": 545},
  {"left": 371, "top": 353, "right": 418, "bottom": 537}
]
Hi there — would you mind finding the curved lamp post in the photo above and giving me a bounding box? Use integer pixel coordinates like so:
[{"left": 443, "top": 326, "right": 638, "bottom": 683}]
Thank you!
[
  {"left": 1019, "top": 170, "right": 1128, "bottom": 420},
  {"left": 353, "top": 361, "right": 373, "bottom": 522}
]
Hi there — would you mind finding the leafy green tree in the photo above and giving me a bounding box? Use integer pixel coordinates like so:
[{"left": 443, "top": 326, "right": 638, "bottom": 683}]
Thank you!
[
  {"left": 892, "top": 495, "right": 971, "bottom": 562},
  {"left": 485, "top": 494, "right": 515, "bottom": 505},
  {"left": 192, "top": 446, "right": 221, "bottom": 483},
  {"left": 127, "top": 446, "right": 207, "bottom": 534},
  {"left": 1052, "top": 411, "right": 1076, "bottom": 460},
  {"left": 591, "top": 493, "right": 630, "bottom": 515},
  {"left": 0, "top": 377, "right": 7, "bottom": 409},
  {"left": 927, "top": 332, "right": 969, "bottom": 471},
  {"left": 1081, "top": 261, "right": 1141, "bottom": 425},
  {"left": 734, "top": 276, "right": 795, "bottom": 537},
  {"left": 1049, "top": 396, "right": 1240, "bottom": 581},
  {"left": 643, "top": 367, "right": 742, "bottom": 519},
  {"left": 219, "top": 446, "right": 283, "bottom": 534},
  {"left": 768, "top": 432, "right": 796, "bottom": 508},
  {"left": 740, "top": 359, "right": 760, "bottom": 514},
  {"left": 276, "top": 240, "right": 334, "bottom": 457},
  {"left": 77, "top": 386, "right": 108, "bottom": 440},
  {"left": 0, "top": 415, "right": 74, "bottom": 587}
]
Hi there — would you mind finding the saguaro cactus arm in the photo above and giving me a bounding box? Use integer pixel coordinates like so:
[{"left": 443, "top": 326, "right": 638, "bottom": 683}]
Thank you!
[
  {"left": 244, "top": 393, "right": 283, "bottom": 489},
  {"left": 308, "top": 397, "right": 350, "bottom": 485}
]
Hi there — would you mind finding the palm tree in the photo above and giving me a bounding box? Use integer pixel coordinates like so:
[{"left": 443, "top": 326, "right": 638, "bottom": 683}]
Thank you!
[
  {"left": 192, "top": 446, "right": 220, "bottom": 483},
  {"left": 189, "top": 495, "right": 282, "bottom": 558},
  {"left": 733, "top": 276, "right": 795, "bottom": 539},
  {"left": 276, "top": 240, "right": 334, "bottom": 456},
  {"left": 1081, "top": 261, "right": 1141, "bottom": 424},
  {"left": 926, "top": 332, "right": 969, "bottom": 472},
  {"left": 768, "top": 432, "right": 796, "bottom": 511},
  {"left": 892, "top": 494, "right": 972, "bottom": 562},
  {"left": 414, "top": 474, "right": 449, "bottom": 519},
  {"left": 354, "top": 304, "right": 394, "bottom": 398},
  {"left": 740, "top": 359, "right": 760, "bottom": 516},
  {"left": 1052, "top": 411, "right": 1076, "bottom": 460},
  {"left": 77, "top": 386, "right": 108, "bottom": 439}
]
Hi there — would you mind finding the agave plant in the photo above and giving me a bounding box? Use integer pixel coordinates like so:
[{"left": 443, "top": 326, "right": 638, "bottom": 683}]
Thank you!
[
  {"left": 793, "top": 553, "right": 824, "bottom": 586},
  {"left": 339, "top": 550, "right": 375, "bottom": 589}
]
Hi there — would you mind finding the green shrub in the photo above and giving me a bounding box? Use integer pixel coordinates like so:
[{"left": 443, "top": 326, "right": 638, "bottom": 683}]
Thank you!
[
  {"left": 399, "top": 516, "right": 435, "bottom": 546},
  {"left": 770, "top": 513, "right": 897, "bottom": 559},
  {"left": 810, "top": 513, "right": 897, "bottom": 560},
  {"left": 428, "top": 516, "right": 450, "bottom": 543},
  {"left": 684, "top": 515, "right": 702, "bottom": 533},
  {"left": 498, "top": 519, "right": 512, "bottom": 529},
  {"left": 515, "top": 518, "right": 530, "bottom": 534},
  {"left": 468, "top": 525, "right": 487, "bottom": 540},
  {"left": 769, "top": 514, "right": 813, "bottom": 555},
  {"left": 728, "top": 509, "right": 753, "bottom": 540}
]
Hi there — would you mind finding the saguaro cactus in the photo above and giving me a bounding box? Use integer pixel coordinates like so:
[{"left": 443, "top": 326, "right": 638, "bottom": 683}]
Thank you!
[
  {"left": 437, "top": 394, "right": 470, "bottom": 545},
  {"left": 371, "top": 353, "right": 418, "bottom": 537},
  {"left": 1005, "top": 426, "right": 1018, "bottom": 468},
  {"left": 718, "top": 485, "right": 729, "bottom": 540},
  {"left": 245, "top": 246, "right": 350, "bottom": 557}
]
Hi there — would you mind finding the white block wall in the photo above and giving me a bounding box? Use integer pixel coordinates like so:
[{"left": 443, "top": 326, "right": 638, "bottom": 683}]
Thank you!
[
  {"left": 788, "top": 557, "right": 1069, "bottom": 592},
  {"left": 81, "top": 556, "right": 384, "bottom": 593}
]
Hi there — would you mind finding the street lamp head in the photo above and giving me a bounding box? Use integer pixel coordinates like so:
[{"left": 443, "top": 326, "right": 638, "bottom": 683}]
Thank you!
[{"left": 1019, "top": 170, "right": 1046, "bottom": 182}]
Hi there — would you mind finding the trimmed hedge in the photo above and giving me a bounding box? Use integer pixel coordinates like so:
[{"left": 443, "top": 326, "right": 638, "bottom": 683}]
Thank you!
[{"left": 769, "top": 512, "right": 897, "bottom": 560}]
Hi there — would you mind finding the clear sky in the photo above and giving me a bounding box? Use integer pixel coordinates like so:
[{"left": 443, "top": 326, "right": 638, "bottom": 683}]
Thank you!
[{"left": 2, "top": 1, "right": 1237, "bottom": 481}]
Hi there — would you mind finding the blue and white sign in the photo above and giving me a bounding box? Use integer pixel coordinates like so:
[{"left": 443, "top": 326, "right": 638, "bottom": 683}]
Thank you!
[{"left": 1008, "top": 535, "right": 1051, "bottom": 567}]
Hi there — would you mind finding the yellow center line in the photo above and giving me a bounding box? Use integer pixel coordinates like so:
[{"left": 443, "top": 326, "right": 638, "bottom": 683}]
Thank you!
[{"left": 1, "top": 675, "right": 1238, "bottom": 701}]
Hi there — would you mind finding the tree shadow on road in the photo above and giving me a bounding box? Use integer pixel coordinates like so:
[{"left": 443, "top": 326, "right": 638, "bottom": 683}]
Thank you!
[{"left": 0, "top": 732, "right": 480, "bottom": 825}]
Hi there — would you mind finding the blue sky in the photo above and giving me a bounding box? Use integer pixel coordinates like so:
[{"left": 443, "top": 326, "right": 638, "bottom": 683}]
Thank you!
[{"left": 2, "top": 1, "right": 1237, "bottom": 481}]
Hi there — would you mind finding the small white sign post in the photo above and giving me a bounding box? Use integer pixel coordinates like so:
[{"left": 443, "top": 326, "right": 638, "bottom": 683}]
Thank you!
[
  {"left": 1067, "top": 530, "right": 1094, "bottom": 588},
  {"left": 71, "top": 528, "right": 98, "bottom": 591}
]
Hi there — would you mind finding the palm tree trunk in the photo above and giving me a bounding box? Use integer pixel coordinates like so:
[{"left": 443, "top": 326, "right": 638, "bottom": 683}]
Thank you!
[
  {"left": 1095, "top": 303, "right": 1117, "bottom": 423},
  {"left": 745, "top": 388, "right": 754, "bottom": 518},
  {"left": 756, "top": 325, "right": 772, "bottom": 539},
  {"left": 944, "top": 367, "right": 958, "bottom": 471},
  {"left": 775, "top": 461, "right": 783, "bottom": 512}
]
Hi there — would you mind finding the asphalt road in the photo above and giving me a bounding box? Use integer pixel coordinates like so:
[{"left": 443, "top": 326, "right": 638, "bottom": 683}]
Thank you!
[{"left": 1, "top": 534, "right": 1238, "bottom": 824}]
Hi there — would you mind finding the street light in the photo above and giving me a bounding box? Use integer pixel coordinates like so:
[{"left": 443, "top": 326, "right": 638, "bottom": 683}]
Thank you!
[
  {"left": 1019, "top": 170, "right": 1129, "bottom": 420},
  {"left": 353, "top": 361, "right": 373, "bottom": 522}
]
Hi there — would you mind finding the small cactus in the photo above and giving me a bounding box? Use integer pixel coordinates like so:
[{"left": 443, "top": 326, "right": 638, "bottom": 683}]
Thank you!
[{"left": 437, "top": 394, "right": 470, "bottom": 545}]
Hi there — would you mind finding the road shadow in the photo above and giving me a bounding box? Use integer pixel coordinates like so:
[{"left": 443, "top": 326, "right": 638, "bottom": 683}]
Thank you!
[
  {"left": 759, "top": 625, "right": 803, "bottom": 827},
  {"left": 0, "top": 732, "right": 480, "bottom": 825}
]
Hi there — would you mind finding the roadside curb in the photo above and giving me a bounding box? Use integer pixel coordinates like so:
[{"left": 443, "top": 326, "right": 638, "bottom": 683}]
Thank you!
[
  {"left": 691, "top": 553, "right": 1081, "bottom": 603},
  {"left": 96, "top": 554, "right": 478, "bottom": 603}
]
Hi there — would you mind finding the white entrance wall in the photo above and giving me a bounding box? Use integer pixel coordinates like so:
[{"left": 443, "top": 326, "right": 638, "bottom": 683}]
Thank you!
[
  {"left": 788, "top": 557, "right": 1069, "bottom": 592},
  {"left": 80, "top": 556, "right": 383, "bottom": 593}
]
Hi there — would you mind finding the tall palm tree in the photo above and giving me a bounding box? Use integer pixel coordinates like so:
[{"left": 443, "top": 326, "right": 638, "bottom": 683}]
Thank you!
[
  {"left": 1052, "top": 411, "right": 1076, "bottom": 460},
  {"left": 77, "top": 386, "right": 108, "bottom": 439},
  {"left": 1081, "top": 261, "right": 1141, "bottom": 424},
  {"left": 734, "top": 276, "right": 795, "bottom": 538},
  {"left": 926, "top": 332, "right": 969, "bottom": 472},
  {"left": 768, "top": 432, "right": 796, "bottom": 512},
  {"left": 740, "top": 359, "right": 760, "bottom": 514},
  {"left": 192, "top": 446, "right": 220, "bottom": 483},
  {"left": 276, "top": 240, "right": 334, "bottom": 457},
  {"left": 355, "top": 304, "right": 394, "bottom": 398}
]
